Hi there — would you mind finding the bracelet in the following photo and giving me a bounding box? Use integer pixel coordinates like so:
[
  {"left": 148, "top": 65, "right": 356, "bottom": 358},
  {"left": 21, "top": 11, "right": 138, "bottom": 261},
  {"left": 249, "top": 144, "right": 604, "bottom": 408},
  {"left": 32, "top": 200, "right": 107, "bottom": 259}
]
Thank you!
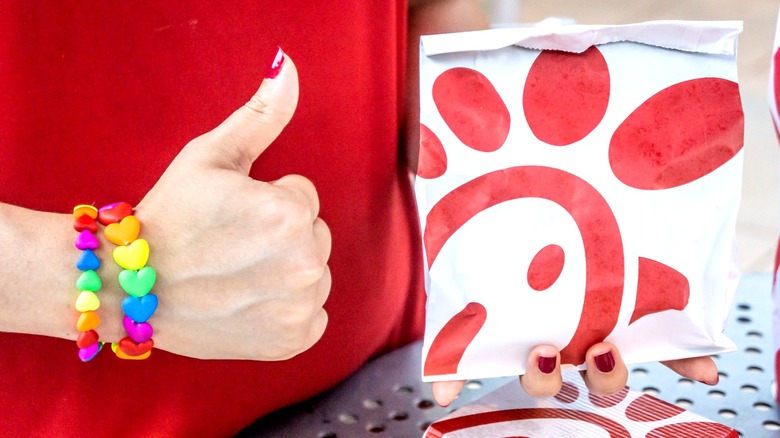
[
  {"left": 73, "top": 204, "right": 104, "bottom": 362},
  {"left": 99, "top": 202, "right": 157, "bottom": 360}
]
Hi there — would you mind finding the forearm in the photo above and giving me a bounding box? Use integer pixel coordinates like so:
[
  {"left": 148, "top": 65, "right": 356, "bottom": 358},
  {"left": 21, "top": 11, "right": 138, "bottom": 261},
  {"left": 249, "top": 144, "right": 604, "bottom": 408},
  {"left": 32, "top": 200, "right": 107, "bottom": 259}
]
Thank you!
[
  {"left": 406, "top": 0, "right": 490, "bottom": 169},
  {"left": 0, "top": 203, "right": 123, "bottom": 342}
]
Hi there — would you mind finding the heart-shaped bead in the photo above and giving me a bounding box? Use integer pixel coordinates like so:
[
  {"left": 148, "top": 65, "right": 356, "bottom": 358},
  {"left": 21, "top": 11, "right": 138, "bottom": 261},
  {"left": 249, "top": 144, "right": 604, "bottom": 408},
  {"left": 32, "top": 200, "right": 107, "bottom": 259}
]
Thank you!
[
  {"left": 75, "top": 291, "right": 100, "bottom": 312},
  {"left": 76, "top": 329, "right": 99, "bottom": 348},
  {"left": 74, "top": 230, "right": 99, "bottom": 251},
  {"left": 73, "top": 204, "right": 98, "bottom": 219},
  {"left": 105, "top": 215, "right": 140, "bottom": 246},
  {"left": 78, "top": 341, "right": 103, "bottom": 362},
  {"left": 122, "top": 293, "right": 158, "bottom": 323},
  {"left": 111, "top": 342, "right": 151, "bottom": 360},
  {"left": 119, "top": 266, "right": 156, "bottom": 298},
  {"left": 76, "top": 249, "right": 101, "bottom": 271},
  {"left": 98, "top": 202, "right": 133, "bottom": 226},
  {"left": 122, "top": 315, "right": 154, "bottom": 343},
  {"left": 76, "top": 270, "right": 101, "bottom": 291},
  {"left": 113, "top": 239, "right": 149, "bottom": 271},
  {"left": 118, "top": 336, "right": 154, "bottom": 356},
  {"left": 73, "top": 214, "right": 98, "bottom": 233},
  {"left": 76, "top": 311, "right": 100, "bottom": 331}
]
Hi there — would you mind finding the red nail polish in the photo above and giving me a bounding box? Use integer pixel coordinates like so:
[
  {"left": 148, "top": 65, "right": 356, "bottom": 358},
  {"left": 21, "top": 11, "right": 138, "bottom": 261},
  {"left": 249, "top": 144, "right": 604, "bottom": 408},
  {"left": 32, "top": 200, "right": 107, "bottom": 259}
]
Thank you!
[
  {"left": 538, "top": 355, "right": 556, "bottom": 374},
  {"left": 698, "top": 374, "right": 720, "bottom": 386},
  {"left": 594, "top": 351, "right": 615, "bottom": 373},
  {"left": 265, "top": 47, "right": 285, "bottom": 79}
]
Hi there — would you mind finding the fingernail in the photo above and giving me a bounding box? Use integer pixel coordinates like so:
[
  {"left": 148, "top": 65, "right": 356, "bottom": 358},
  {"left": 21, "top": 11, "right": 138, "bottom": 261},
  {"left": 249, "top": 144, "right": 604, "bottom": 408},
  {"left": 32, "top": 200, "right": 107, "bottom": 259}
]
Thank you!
[
  {"left": 594, "top": 351, "right": 615, "bottom": 373},
  {"left": 537, "top": 355, "right": 556, "bottom": 374},
  {"left": 265, "top": 47, "right": 285, "bottom": 79},
  {"left": 699, "top": 374, "right": 720, "bottom": 386}
]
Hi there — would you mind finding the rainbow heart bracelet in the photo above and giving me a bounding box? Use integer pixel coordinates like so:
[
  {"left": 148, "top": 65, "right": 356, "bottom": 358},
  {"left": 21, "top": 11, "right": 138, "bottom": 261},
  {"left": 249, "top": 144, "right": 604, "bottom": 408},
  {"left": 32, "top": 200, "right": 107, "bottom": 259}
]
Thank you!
[
  {"left": 71, "top": 202, "right": 157, "bottom": 361},
  {"left": 72, "top": 205, "right": 104, "bottom": 362},
  {"left": 98, "top": 202, "right": 157, "bottom": 360}
]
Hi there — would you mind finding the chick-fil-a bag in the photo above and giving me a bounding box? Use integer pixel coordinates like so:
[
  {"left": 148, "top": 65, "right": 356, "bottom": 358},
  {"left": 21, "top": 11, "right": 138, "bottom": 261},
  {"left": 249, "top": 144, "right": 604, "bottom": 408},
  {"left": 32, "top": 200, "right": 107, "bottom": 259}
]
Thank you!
[{"left": 416, "top": 21, "right": 743, "bottom": 382}]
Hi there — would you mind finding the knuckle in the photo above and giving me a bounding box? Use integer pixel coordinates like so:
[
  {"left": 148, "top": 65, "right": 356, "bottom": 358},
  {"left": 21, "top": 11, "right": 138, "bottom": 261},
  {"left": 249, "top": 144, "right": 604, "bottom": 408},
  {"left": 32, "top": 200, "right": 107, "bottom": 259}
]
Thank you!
[
  {"left": 272, "top": 174, "right": 319, "bottom": 215},
  {"left": 276, "top": 332, "right": 313, "bottom": 358},
  {"left": 287, "top": 174, "right": 317, "bottom": 193},
  {"left": 244, "top": 94, "right": 295, "bottom": 125},
  {"left": 294, "top": 255, "right": 327, "bottom": 286},
  {"left": 314, "top": 218, "right": 332, "bottom": 257},
  {"left": 244, "top": 95, "right": 271, "bottom": 115},
  {"left": 256, "top": 326, "right": 312, "bottom": 361},
  {"left": 278, "top": 174, "right": 316, "bottom": 193},
  {"left": 282, "top": 305, "right": 317, "bottom": 328},
  {"left": 263, "top": 195, "right": 310, "bottom": 234},
  {"left": 287, "top": 197, "right": 313, "bottom": 225},
  {"left": 255, "top": 307, "right": 326, "bottom": 361}
]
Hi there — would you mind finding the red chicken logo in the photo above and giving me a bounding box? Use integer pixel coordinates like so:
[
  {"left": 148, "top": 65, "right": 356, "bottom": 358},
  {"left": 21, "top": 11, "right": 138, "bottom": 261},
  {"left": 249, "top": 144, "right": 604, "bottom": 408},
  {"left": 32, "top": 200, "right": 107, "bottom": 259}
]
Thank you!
[{"left": 419, "top": 45, "right": 743, "bottom": 378}]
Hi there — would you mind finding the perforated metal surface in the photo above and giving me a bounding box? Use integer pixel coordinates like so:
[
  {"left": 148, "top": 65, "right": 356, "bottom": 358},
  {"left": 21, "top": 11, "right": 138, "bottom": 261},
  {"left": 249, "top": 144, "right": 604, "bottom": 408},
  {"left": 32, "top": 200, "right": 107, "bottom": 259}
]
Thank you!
[
  {"left": 239, "top": 340, "right": 513, "bottom": 437},
  {"left": 626, "top": 273, "right": 779, "bottom": 437},
  {"left": 240, "top": 273, "right": 779, "bottom": 437}
]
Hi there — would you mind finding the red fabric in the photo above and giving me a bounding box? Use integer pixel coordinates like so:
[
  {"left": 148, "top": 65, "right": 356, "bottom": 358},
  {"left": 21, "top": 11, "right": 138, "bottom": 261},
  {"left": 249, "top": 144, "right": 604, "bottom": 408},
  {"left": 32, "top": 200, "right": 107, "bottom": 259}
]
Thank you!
[{"left": 0, "top": 1, "right": 425, "bottom": 436}]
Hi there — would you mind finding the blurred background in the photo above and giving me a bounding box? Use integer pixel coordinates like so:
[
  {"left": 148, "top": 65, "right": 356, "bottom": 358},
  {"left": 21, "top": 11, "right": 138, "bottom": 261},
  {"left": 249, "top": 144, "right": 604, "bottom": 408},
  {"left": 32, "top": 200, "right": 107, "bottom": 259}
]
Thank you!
[{"left": 480, "top": 0, "right": 780, "bottom": 275}]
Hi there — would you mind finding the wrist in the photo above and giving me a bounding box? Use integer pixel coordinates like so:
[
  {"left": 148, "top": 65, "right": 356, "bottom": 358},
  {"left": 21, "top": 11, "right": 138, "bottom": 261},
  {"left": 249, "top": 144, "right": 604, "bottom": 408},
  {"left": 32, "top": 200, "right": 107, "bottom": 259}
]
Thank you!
[
  {"left": 0, "top": 203, "right": 126, "bottom": 345},
  {"left": 0, "top": 204, "right": 68, "bottom": 337}
]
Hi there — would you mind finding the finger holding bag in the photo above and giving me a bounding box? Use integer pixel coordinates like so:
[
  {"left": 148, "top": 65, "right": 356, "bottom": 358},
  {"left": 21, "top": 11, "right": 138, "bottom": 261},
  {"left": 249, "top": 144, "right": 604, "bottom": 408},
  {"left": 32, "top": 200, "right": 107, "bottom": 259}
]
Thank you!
[{"left": 417, "top": 21, "right": 742, "bottom": 392}]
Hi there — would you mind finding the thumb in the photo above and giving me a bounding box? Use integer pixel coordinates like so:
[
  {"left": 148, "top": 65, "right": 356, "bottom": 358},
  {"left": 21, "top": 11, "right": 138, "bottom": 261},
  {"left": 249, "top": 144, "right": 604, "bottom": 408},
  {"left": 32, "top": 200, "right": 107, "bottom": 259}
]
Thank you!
[{"left": 191, "top": 47, "right": 299, "bottom": 173}]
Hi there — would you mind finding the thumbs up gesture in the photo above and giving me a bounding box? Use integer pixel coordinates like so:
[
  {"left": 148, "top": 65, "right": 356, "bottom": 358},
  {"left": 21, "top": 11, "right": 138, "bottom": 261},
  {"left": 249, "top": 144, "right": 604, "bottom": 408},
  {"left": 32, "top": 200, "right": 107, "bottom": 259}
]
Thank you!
[{"left": 133, "top": 49, "right": 331, "bottom": 360}]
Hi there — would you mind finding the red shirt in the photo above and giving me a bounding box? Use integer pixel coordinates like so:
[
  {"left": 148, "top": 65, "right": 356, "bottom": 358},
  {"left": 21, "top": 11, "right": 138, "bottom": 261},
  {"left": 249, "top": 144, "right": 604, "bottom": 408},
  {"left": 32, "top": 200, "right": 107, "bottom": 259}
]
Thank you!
[{"left": 0, "top": 2, "right": 424, "bottom": 436}]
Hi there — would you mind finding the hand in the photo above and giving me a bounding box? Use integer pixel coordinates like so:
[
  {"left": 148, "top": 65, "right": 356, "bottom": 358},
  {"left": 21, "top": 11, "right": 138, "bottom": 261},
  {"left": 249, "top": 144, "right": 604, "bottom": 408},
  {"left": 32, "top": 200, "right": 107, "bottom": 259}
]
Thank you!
[
  {"left": 131, "top": 51, "right": 331, "bottom": 361},
  {"left": 431, "top": 343, "right": 719, "bottom": 406}
]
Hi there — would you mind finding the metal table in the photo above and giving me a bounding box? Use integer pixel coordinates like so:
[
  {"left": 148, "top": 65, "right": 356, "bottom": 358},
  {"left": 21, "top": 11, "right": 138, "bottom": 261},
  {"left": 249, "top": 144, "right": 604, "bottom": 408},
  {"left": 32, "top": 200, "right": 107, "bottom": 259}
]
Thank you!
[{"left": 241, "top": 273, "right": 780, "bottom": 437}]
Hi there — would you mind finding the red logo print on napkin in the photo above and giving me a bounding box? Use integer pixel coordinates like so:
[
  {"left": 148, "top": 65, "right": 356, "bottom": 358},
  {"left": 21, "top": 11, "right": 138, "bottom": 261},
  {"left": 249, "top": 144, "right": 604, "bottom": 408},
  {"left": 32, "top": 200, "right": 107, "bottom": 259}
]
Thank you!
[
  {"left": 426, "top": 378, "right": 738, "bottom": 437},
  {"left": 420, "top": 46, "right": 743, "bottom": 376}
]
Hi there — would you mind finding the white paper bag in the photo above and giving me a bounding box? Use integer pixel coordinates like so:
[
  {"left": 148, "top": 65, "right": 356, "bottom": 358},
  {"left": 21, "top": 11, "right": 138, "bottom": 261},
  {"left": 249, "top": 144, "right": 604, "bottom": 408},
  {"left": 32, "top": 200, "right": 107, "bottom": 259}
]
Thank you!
[{"left": 417, "top": 21, "right": 742, "bottom": 382}]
